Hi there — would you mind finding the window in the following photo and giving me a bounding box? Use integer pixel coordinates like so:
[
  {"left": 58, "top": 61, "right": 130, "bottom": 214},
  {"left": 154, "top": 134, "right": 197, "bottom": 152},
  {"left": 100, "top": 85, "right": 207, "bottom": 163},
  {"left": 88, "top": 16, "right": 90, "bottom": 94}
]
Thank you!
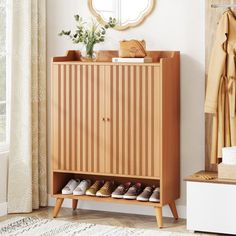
[{"left": 0, "top": 0, "right": 9, "bottom": 151}]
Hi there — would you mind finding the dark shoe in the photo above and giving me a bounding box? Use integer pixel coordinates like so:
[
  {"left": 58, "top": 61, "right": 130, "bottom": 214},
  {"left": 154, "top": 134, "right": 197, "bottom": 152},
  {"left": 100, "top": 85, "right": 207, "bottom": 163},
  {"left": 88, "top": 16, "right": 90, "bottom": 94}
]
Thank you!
[
  {"left": 137, "top": 186, "right": 153, "bottom": 202},
  {"left": 111, "top": 182, "right": 131, "bottom": 199},
  {"left": 86, "top": 180, "right": 104, "bottom": 196},
  {"left": 149, "top": 187, "right": 160, "bottom": 202},
  {"left": 96, "top": 181, "right": 116, "bottom": 197},
  {"left": 123, "top": 183, "right": 142, "bottom": 200}
]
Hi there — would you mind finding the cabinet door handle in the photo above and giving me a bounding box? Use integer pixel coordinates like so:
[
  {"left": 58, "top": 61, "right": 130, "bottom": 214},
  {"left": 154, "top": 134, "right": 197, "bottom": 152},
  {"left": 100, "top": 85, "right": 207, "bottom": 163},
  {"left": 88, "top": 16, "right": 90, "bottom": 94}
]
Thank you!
[
  {"left": 107, "top": 118, "right": 110, "bottom": 122},
  {"left": 102, "top": 118, "right": 106, "bottom": 122}
]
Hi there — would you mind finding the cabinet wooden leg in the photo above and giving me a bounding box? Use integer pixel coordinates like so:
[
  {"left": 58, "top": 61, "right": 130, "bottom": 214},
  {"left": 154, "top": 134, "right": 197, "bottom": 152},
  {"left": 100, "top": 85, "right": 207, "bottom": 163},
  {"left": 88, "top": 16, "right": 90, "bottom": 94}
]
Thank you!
[
  {"left": 72, "top": 199, "right": 78, "bottom": 210},
  {"left": 53, "top": 198, "right": 64, "bottom": 218},
  {"left": 154, "top": 207, "right": 163, "bottom": 228},
  {"left": 169, "top": 201, "right": 178, "bottom": 220}
]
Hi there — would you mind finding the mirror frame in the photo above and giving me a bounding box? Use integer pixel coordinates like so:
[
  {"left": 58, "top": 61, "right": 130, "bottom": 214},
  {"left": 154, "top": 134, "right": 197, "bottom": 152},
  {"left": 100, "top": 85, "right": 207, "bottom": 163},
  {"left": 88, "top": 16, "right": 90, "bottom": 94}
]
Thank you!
[{"left": 87, "top": 0, "right": 155, "bottom": 30}]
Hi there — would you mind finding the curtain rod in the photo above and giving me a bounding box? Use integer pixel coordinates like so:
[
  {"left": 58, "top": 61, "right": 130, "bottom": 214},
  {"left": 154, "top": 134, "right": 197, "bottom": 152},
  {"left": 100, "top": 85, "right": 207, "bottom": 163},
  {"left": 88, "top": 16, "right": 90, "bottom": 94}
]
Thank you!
[{"left": 211, "top": 3, "right": 236, "bottom": 8}]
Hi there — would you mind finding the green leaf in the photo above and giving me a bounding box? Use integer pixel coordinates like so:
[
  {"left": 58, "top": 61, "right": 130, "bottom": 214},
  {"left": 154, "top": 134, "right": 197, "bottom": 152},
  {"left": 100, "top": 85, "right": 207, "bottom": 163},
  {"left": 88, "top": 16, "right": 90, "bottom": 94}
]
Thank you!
[
  {"left": 59, "top": 13, "right": 116, "bottom": 46},
  {"left": 74, "top": 15, "right": 80, "bottom": 21}
]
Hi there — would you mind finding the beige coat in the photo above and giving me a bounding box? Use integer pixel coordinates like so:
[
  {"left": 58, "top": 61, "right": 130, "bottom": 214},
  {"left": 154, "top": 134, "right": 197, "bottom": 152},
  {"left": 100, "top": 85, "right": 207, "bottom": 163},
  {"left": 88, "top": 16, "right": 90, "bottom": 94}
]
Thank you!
[{"left": 205, "top": 9, "right": 236, "bottom": 164}]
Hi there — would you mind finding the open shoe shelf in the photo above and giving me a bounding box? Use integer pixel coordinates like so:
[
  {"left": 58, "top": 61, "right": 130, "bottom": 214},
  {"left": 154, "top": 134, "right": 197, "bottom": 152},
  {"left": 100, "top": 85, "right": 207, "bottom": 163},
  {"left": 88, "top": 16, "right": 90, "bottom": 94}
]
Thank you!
[{"left": 52, "top": 171, "right": 161, "bottom": 202}]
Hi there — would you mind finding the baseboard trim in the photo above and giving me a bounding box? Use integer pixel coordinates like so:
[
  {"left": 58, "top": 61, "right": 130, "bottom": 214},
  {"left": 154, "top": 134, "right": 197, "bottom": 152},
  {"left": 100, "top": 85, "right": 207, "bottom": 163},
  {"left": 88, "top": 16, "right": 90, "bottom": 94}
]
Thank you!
[
  {"left": 48, "top": 195, "right": 186, "bottom": 219},
  {"left": 0, "top": 202, "right": 7, "bottom": 216}
]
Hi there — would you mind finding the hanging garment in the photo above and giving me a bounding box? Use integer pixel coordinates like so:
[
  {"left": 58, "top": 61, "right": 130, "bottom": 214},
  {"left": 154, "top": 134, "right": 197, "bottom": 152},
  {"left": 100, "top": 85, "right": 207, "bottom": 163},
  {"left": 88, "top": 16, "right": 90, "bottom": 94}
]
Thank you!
[{"left": 205, "top": 9, "right": 236, "bottom": 164}]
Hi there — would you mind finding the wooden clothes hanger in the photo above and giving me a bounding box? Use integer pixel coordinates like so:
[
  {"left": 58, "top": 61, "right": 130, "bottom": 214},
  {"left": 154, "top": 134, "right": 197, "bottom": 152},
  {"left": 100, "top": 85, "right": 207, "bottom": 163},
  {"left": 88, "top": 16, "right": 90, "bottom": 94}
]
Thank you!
[{"left": 211, "top": 3, "right": 236, "bottom": 9}]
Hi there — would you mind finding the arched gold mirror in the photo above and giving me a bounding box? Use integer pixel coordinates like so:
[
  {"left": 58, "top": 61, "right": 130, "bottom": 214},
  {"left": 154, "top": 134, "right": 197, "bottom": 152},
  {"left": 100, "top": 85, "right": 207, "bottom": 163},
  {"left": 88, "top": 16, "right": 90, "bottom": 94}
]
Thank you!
[{"left": 88, "top": 0, "right": 155, "bottom": 30}]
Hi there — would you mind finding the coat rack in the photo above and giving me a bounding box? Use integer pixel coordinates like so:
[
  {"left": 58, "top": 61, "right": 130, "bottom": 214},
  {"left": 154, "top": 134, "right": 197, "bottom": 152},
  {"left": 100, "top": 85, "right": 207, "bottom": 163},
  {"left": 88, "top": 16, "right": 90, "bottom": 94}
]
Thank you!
[{"left": 211, "top": 3, "right": 236, "bottom": 8}]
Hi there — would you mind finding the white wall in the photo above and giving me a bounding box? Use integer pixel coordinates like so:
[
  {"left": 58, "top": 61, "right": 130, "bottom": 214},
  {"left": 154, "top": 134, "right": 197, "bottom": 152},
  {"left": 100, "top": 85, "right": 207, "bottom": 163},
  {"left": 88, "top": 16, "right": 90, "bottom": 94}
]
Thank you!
[
  {"left": 47, "top": 0, "right": 205, "bottom": 218},
  {"left": 0, "top": 152, "right": 8, "bottom": 216}
]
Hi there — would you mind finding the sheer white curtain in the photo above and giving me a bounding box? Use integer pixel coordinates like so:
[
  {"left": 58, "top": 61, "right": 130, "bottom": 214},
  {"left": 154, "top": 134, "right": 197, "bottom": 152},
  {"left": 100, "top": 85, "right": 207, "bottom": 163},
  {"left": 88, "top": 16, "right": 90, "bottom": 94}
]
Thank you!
[{"left": 8, "top": 0, "right": 47, "bottom": 213}]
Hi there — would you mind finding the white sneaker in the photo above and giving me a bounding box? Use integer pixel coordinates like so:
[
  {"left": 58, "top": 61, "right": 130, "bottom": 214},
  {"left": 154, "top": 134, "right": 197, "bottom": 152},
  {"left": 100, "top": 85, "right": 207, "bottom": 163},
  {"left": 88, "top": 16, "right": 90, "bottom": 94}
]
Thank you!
[
  {"left": 62, "top": 179, "right": 80, "bottom": 195},
  {"left": 73, "top": 179, "right": 91, "bottom": 195}
]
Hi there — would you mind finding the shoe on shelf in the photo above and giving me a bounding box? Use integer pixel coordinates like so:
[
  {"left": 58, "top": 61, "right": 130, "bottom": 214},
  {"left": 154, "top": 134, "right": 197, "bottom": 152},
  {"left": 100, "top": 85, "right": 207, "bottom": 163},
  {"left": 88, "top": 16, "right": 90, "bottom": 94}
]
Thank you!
[
  {"left": 96, "top": 181, "right": 116, "bottom": 197},
  {"left": 137, "top": 186, "right": 153, "bottom": 202},
  {"left": 86, "top": 180, "right": 104, "bottom": 196},
  {"left": 111, "top": 182, "right": 131, "bottom": 199},
  {"left": 73, "top": 179, "right": 91, "bottom": 195},
  {"left": 123, "top": 183, "right": 142, "bottom": 200},
  {"left": 62, "top": 179, "right": 80, "bottom": 195},
  {"left": 149, "top": 187, "right": 160, "bottom": 203}
]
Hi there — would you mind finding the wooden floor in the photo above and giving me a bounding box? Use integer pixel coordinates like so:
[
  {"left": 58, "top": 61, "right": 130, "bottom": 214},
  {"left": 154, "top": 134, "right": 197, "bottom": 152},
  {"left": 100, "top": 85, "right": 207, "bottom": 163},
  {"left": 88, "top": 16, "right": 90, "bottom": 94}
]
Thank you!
[{"left": 0, "top": 207, "right": 218, "bottom": 235}]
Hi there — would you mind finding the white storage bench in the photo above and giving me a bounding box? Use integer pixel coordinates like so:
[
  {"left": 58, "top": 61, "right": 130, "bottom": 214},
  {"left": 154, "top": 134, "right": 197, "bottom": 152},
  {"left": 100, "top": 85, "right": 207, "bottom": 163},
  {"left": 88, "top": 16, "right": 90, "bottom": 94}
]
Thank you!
[{"left": 185, "top": 171, "right": 236, "bottom": 235}]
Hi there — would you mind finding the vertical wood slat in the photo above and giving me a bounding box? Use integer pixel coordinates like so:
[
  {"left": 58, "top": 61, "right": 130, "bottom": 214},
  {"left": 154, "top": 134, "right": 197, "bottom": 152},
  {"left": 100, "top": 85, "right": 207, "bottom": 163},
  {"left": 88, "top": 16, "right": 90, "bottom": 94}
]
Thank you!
[
  {"left": 74, "top": 65, "right": 78, "bottom": 171},
  {"left": 141, "top": 66, "right": 146, "bottom": 177},
  {"left": 144, "top": 66, "right": 148, "bottom": 176},
  {"left": 130, "top": 66, "right": 135, "bottom": 176},
  {"left": 97, "top": 65, "right": 102, "bottom": 173},
  {"left": 52, "top": 65, "right": 59, "bottom": 170},
  {"left": 66, "top": 65, "right": 70, "bottom": 170},
  {"left": 127, "top": 67, "right": 131, "bottom": 175},
  {"left": 93, "top": 65, "right": 98, "bottom": 173},
  {"left": 87, "top": 65, "right": 92, "bottom": 172},
  {"left": 105, "top": 66, "right": 111, "bottom": 173},
  {"left": 109, "top": 65, "right": 114, "bottom": 174},
  {"left": 112, "top": 66, "right": 117, "bottom": 174},
  {"left": 121, "top": 67, "right": 125, "bottom": 175},
  {"left": 136, "top": 66, "right": 141, "bottom": 176},
  {"left": 71, "top": 65, "right": 76, "bottom": 171},
  {"left": 139, "top": 66, "right": 143, "bottom": 177},
  {"left": 147, "top": 66, "right": 152, "bottom": 176},
  {"left": 77, "top": 65, "right": 83, "bottom": 171},
  {"left": 82, "top": 65, "right": 87, "bottom": 172},
  {"left": 154, "top": 66, "right": 161, "bottom": 177},
  {"left": 60, "top": 65, "right": 65, "bottom": 170},
  {"left": 91, "top": 65, "right": 95, "bottom": 172},
  {"left": 69, "top": 65, "right": 72, "bottom": 171},
  {"left": 118, "top": 66, "right": 123, "bottom": 174},
  {"left": 124, "top": 66, "right": 129, "bottom": 175},
  {"left": 151, "top": 67, "right": 155, "bottom": 177},
  {"left": 99, "top": 66, "right": 105, "bottom": 173}
]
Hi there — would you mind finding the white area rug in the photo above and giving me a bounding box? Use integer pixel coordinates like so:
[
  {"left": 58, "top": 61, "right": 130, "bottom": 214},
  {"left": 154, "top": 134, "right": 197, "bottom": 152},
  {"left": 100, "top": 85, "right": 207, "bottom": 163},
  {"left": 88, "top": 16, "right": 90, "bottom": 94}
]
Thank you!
[{"left": 0, "top": 217, "right": 198, "bottom": 236}]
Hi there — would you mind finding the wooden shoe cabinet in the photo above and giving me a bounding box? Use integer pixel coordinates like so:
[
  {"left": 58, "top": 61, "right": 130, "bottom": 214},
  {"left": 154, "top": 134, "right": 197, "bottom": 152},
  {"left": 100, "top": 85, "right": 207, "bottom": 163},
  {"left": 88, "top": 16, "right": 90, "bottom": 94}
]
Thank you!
[{"left": 50, "top": 50, "right": 180, "bottom": 228}]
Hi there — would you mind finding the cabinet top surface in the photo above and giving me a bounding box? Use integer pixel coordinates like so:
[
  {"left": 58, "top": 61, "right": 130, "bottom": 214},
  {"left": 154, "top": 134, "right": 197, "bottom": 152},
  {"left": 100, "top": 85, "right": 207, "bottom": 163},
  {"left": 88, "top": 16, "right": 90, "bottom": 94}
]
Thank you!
[{"left": 52, "top": 50, "right": 180, "bottom": 64}]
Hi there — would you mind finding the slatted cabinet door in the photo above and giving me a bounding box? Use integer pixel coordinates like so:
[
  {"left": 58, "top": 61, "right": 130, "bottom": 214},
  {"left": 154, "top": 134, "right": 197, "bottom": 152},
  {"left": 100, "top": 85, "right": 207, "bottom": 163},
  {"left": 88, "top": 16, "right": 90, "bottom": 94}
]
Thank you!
[
  {"left": 104, "top": 65, "right": 162, "bottom": 178},
  {"left": 51, "top": 64, "right": 106, "bottom": 173}
]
